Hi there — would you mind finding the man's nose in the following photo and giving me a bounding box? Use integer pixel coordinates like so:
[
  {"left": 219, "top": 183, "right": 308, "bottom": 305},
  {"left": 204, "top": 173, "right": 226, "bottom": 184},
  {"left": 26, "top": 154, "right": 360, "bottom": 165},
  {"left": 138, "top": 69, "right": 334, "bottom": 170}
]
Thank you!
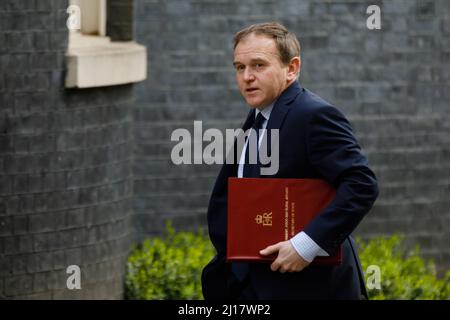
[{"left": 243, "top": 68, "right": 255, "bottom": 82}]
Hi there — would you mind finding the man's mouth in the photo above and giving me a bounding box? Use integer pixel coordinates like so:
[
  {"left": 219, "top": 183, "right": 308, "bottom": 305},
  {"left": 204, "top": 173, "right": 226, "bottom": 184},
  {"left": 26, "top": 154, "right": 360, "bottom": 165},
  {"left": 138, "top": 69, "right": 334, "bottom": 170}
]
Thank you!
[{"left": 246, "top": 88, "right": 259, "bottom": 93}]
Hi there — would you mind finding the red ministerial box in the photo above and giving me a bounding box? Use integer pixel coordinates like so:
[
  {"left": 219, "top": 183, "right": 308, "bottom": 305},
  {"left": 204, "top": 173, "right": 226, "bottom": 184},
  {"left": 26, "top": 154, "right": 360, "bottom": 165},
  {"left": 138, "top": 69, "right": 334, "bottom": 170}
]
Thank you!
[{"left": 227, "top": 177, "right": 342, "bottom": 265}]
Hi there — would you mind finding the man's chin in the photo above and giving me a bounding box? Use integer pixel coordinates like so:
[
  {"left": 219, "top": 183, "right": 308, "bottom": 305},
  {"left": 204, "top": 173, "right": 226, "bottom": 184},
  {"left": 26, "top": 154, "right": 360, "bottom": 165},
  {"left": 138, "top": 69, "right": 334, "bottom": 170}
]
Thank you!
[{"left": 245, "top": 98, "right": 262, "bottom": 108}]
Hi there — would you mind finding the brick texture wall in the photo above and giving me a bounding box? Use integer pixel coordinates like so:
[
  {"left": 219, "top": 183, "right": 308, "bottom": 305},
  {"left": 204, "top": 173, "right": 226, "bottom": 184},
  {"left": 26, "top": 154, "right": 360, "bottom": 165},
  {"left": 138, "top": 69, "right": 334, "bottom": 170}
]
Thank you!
[
  {"left": 107, "top": 0, "right": 134, "bottom": 41},
  {"left": 133, "top": 0, "right": 450, "bottom": 274},
  {"left": 0, "top": 1, "right": 133, "bottom": 298}
]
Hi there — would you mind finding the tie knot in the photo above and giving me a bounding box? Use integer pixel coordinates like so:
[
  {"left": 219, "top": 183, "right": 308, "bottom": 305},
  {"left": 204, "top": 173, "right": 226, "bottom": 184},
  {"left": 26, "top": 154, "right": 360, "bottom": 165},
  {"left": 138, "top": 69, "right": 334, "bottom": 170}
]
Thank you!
[{"left": 252, "top": 112, "right": 266, "bottom": 130}]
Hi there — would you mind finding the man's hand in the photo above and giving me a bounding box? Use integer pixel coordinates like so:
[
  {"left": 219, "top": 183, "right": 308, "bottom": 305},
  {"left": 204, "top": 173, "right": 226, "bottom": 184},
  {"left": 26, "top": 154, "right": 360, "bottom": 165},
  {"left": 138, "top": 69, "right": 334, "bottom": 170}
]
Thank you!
[{"left": 260, "top": 241, "right": 311, "bottom": 273}]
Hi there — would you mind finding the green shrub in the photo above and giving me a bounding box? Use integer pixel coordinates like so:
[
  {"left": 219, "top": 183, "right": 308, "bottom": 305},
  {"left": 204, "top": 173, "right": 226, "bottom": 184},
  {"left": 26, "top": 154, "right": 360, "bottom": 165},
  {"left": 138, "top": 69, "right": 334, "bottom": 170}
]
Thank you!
[
  {"left": 125, "top": 225, "right": 449, "bottom": 300},
  {"left": 357, "top": 234, "right": 450, "bottom": 300},
  {"left": 125, "top": 222, "right": 215, "bottom": 300}
]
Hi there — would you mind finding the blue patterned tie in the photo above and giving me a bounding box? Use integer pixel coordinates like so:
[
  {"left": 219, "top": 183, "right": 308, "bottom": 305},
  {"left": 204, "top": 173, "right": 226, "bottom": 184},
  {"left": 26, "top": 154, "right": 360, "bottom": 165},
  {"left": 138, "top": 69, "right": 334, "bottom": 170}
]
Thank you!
[{"left": 243, "top": 112, "right": 266, "bottom": 178}]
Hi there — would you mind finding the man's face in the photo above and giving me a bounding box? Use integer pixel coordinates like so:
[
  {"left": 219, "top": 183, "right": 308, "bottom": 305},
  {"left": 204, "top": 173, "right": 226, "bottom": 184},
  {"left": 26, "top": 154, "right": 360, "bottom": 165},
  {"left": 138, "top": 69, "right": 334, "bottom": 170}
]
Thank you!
[{"left": 233, "top": 33, "right": 290, "bottom": 109}]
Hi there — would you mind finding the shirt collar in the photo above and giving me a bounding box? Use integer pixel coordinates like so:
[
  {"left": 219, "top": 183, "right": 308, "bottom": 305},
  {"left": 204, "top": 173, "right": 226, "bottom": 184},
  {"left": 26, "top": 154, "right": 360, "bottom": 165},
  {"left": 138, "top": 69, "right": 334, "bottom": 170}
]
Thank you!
[{"left": 255, "top": 102, "right": 274, "bottom": 121}]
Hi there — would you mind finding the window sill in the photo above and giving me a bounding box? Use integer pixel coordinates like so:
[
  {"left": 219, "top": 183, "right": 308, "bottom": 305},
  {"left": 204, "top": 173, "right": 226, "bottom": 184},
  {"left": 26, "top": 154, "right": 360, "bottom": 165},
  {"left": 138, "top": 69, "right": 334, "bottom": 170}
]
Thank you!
[{"left": 65, "top": 32, "right": 147, "bottom": 88}]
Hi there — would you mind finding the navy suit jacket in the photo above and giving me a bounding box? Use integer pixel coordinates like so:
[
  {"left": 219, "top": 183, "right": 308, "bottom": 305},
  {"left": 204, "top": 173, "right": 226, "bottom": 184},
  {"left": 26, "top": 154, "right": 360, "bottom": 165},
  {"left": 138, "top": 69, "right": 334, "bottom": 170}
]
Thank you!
[{"left": 202, "top": 81, "right": 379, "bottom": 300}]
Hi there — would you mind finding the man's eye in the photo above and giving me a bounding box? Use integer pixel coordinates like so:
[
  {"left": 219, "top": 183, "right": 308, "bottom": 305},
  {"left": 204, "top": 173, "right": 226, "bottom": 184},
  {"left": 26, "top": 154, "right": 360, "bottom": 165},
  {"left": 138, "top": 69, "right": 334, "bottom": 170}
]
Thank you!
[
  {"left": 255, "top": 63, "right": 264, "bottom": 69},
  {"left": 236, "top": 65, "right": 245, "bottom": 72}
]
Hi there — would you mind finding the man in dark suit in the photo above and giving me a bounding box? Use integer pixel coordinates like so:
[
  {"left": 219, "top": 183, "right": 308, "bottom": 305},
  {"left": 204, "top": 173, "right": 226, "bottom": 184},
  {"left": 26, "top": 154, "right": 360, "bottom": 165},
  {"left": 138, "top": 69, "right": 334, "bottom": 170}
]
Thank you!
[{"left": 201, "top": 22, "right": 379, "bottom": 300}]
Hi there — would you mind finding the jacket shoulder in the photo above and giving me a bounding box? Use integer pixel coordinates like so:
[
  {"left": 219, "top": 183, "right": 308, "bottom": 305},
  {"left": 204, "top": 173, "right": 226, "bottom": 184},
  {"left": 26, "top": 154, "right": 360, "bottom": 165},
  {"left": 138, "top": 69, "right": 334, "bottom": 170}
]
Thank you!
[{"left": 289, "top": 88, "right": 344, "bottom": 121}]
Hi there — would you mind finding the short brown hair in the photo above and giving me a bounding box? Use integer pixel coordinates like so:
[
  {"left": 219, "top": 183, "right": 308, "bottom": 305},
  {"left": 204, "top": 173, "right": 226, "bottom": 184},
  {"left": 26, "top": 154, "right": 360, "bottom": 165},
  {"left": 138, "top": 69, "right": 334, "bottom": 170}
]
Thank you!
[{"left": 233, "top": 22, "right": 301, "bottom": 65}]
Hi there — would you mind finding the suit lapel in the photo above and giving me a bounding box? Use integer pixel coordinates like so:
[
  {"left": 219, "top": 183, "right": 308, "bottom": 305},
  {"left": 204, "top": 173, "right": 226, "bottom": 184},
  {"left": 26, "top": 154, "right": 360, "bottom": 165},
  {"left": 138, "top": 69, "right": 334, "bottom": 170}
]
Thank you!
[
  {"left": 242, "top": 109, "right": 256, "bottom": 131},
  {"left": 260, "top": 81, "right": 303, "bottom": 176},
  {"left": 266, "top": 80, "right": 303, "bottom": 132}
]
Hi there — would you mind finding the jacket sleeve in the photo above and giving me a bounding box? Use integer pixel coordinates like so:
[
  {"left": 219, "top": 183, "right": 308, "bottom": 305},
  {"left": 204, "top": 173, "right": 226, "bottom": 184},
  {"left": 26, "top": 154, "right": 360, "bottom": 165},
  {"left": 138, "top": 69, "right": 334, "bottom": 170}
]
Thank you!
[{"left": 303, "top": 105, "right": 379, "bottom": 255}]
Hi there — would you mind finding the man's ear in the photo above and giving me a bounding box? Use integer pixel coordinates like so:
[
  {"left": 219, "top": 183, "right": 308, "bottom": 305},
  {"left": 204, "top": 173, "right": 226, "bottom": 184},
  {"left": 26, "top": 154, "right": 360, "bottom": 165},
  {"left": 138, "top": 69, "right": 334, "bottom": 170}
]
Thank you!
[{"left": 287, "top": 56, "right": 301, "bottom": 81}]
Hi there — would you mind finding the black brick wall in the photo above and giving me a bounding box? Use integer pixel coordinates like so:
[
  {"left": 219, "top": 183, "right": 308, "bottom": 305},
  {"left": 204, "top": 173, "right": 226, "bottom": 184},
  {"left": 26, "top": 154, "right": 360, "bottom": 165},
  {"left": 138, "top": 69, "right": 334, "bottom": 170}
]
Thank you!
[
  {"left": 107, "top": 0, "right": 134, "bottom": 41},
  {"left": 0, "top": 1, "right": 133, "bottom": 298},
  {"left": 133, "top": 0, "right": 450, "bottom": 274}
]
